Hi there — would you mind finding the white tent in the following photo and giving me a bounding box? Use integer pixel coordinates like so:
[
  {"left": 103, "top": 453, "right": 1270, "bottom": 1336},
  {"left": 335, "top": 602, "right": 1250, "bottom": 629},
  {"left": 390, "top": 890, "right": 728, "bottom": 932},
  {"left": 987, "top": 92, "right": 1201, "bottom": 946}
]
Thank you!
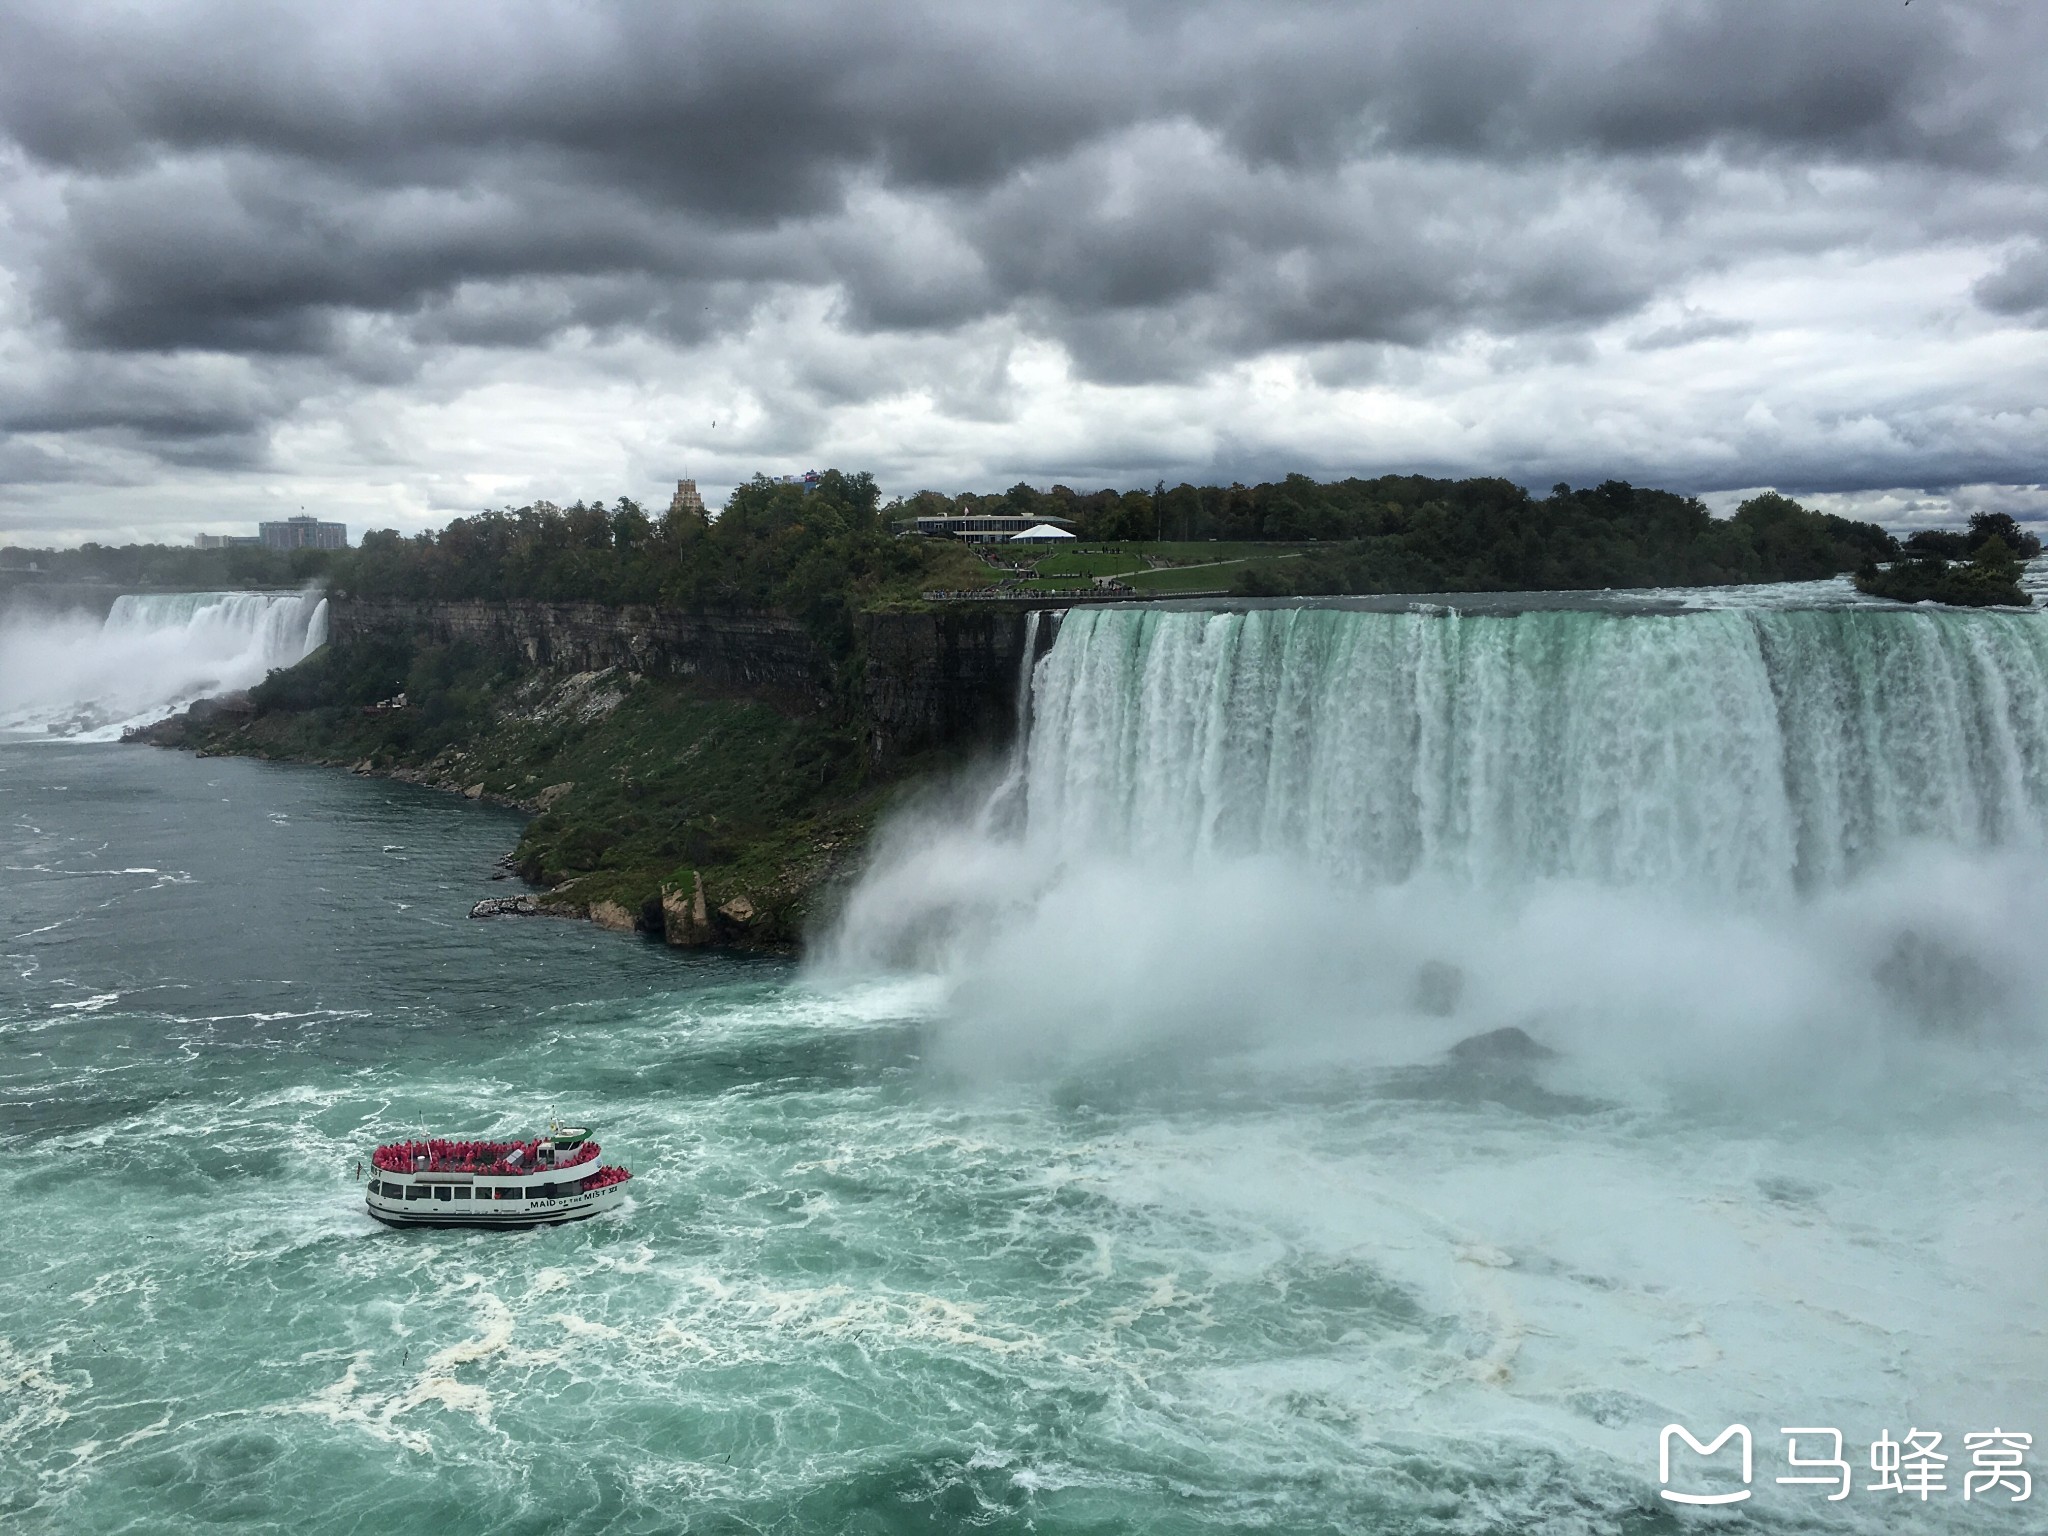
[{"left": 1009, "top": 523, "right": 1077, "bottom": 542}]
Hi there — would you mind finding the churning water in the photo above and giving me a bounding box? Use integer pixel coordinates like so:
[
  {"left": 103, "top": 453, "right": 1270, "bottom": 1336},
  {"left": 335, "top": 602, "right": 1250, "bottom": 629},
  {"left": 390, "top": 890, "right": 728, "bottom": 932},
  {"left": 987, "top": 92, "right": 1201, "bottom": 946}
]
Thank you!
[
  {"left": 6, "top": 595, "right": 2048, "bottom": 1533},
  {"left": 0, "top": 590, "right": 328, "bottom": 739}
]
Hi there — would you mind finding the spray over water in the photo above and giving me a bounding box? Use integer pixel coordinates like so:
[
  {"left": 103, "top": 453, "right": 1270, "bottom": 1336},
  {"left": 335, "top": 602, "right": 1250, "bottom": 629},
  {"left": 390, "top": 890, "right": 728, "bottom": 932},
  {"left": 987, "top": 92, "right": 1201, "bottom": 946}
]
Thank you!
[
  {"left": 0, "top": 589, "right": 328, "bottom": 738},
  {"left": 829, "top": 604, "right": 2048, "bottom": 1074}
]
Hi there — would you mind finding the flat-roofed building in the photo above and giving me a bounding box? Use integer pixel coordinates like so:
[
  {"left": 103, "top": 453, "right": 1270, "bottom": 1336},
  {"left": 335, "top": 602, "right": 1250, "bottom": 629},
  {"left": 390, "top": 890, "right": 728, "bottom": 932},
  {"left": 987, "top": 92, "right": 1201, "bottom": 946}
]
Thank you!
[
  {"left": 258, "top": 515, "right": 348, "bottom": 551},
  {"left": 909, "top": 513, "right": 1078, "bottom": 545}
]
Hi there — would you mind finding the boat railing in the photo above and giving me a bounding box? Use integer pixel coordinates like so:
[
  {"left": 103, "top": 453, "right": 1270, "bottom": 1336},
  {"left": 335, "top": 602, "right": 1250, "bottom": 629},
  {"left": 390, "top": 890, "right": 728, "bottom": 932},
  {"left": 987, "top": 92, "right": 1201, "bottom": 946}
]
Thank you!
[
  {"left": 366, "top": 1164, "right": 632, "bottom": 1202},
  {"left": 370, "top": 1136, "right": 602, "bottom": 1177}
]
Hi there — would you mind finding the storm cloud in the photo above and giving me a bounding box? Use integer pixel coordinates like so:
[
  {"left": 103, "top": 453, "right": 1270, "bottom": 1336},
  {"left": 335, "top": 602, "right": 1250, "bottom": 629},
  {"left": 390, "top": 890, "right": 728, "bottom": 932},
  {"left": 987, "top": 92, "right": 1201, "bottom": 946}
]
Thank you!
[{"left": 0, "top": 0, "right": 2043, "bottom": 541}]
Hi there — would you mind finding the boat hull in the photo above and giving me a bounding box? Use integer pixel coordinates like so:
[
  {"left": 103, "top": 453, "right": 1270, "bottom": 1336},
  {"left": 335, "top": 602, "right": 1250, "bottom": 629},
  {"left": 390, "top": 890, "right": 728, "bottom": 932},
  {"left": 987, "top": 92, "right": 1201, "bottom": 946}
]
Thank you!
[
  {"left": 367, "top": 1204, "right": 612, "bottom": 1230},
  {"left": 364, "top": 1178, "right": 629, "bottom": 1230}
]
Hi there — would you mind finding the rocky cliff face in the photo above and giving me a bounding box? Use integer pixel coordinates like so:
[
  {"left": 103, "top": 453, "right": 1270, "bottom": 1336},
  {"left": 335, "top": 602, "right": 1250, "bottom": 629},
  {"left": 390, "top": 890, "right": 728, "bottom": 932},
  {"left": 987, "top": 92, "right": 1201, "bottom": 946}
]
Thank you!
[
  {"left": 328, "top": 595, "right": 1053, "bottom": 763},
  {"left": 857, "top": 608, "right": 1049, "bottom": 766},
  {"left": 328, "top": 597, "right": 837, "bottom": 710}
]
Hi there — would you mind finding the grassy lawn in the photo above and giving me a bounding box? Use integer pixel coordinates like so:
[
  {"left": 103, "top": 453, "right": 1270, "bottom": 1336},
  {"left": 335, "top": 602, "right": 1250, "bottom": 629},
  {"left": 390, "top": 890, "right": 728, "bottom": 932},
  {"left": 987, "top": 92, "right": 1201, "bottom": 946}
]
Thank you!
[
  {"left": 956, "top": 542, "right": 1311, "bottom": 593},
  {"left": 1096, "top": 540, "right": 1305, "bottom": 564},
  {"left": 1123, "top": 553, "right": 1305, "bottom": 592},
  {"left": 933, "top": 539, "right": 1314, "bottom": 598},
  {"left": 1002, "top": 541, "right": 1306, "bottom": 575},
  {"left": 1005, "top": 576, "right": 1122, "bottom": 592},
  {"left": 1030, "top": 549, "right": 1149, "bottom": 578}
]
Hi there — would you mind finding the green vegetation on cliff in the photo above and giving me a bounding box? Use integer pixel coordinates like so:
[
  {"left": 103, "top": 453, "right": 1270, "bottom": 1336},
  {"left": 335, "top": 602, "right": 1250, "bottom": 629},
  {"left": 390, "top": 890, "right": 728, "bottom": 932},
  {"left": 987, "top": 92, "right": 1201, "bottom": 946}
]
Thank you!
[{"left": 155, "top": 635, "right": 884, "bottom": 950}]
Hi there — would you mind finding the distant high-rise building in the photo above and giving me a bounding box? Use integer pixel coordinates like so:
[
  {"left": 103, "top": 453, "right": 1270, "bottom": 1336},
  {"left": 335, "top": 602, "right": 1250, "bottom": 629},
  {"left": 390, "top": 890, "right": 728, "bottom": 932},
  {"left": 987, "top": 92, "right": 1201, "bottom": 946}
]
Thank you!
[
  {"left": 669, "top": 479, "right": 706, "bottom": 517},
  {"left": 193, "top": 533, "right": 261, "bottom": 549},
  {"left": 257, "top": 515, "right": 348, "bottom": 551}
]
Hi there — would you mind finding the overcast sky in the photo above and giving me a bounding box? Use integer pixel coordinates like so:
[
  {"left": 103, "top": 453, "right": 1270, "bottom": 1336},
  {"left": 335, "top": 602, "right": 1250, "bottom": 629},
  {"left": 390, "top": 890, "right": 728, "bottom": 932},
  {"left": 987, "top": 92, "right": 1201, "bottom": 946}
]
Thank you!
[{"left": 0, "top": 0, "right": 2043, "bottom": 545}]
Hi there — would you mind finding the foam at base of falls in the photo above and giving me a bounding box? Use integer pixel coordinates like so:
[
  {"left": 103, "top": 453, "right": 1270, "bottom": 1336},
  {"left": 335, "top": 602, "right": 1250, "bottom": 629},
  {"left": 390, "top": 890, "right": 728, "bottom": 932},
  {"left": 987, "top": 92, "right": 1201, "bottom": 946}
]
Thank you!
[{"left": 0, "top": 588, "right": 328, "bottom": 738}]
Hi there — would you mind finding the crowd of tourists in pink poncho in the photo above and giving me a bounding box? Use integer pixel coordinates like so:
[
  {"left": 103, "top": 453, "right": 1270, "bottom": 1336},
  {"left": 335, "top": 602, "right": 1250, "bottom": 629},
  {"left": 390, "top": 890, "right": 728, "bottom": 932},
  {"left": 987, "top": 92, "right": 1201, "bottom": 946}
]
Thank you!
[{"left": 371, "top": 1136, "right": 600, "bottom": 1177}]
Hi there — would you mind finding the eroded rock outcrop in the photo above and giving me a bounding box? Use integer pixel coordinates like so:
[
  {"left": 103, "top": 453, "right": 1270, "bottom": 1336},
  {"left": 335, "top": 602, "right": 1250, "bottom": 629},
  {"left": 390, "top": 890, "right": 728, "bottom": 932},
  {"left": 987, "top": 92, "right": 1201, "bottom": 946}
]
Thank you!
[
  {"left": 662, "top": 872, "right": 714, "bottom": 947},
  {"left": 469, "top": 895, "right": 540, "bottom": 918},
  {"left": 588, "top": 899, "right": 637, "bottom": 932}
]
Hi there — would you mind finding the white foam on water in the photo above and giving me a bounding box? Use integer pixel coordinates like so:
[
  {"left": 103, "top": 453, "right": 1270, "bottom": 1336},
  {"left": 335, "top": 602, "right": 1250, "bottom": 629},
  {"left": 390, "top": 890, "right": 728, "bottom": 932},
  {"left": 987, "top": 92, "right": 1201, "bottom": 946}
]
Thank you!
[
  {"left": 48, "top": 993, "right": 122, "bottom": 1014},
  {"left": 0, "top": 1338, "right": 79, "bottom": 1449}
]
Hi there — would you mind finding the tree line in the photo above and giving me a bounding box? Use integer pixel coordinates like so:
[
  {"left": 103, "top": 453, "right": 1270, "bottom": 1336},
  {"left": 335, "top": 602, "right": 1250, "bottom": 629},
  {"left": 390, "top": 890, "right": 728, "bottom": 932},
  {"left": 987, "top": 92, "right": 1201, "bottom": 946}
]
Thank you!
[
  {"left": 911, "top": 476, "right": 1901, "bottom": 594},
  {"left": 14, "top": 470, "right": 2012, "bottom": 625},
  {"left": 913, "top": 475, "right": 1882, "bottom": 551},
  {"left": 1852, "top": 512, "right": 2037, "bottom": 607},
  {"left": 0, "top": 540, "right": 335, "bottom": 589},
  {"left": 337, "top": 471, "right": 935, "bottom": 666},
  {"left": 336, "top": 472, "right": 1905, "bottom": 613},
  {"left": 1234, "top": 483, "right": 1900, "bottom": 596}
]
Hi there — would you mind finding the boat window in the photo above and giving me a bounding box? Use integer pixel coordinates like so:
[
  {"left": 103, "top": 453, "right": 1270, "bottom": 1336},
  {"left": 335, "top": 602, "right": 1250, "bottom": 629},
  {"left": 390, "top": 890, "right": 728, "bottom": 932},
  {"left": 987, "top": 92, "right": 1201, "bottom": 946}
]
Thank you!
[
  {"left": 381, "top": 1182, "right": 403, "bottom": 1198},
  {"left": 454, "top": 1187, "right": 472, "bottom": 1199},
  {"left": 406, "top": 1186, "right": 425, "bottom": 1200},
  {"left": 434, "top": 1186, "right": 452, "bottom": 1201}
]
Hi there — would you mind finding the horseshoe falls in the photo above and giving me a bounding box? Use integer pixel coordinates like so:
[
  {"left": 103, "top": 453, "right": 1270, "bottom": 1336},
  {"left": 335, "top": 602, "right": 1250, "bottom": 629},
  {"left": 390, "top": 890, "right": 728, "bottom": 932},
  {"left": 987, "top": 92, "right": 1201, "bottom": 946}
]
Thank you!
[
  {"left": 8, "top": 597, "right": 2047, "bottom": 1535},
  {"left": 0, "top": 589, "right": 328, "bottom": 738},
  {"left": 1020, "top": 605, "right": 2048, "bottom": 892}
]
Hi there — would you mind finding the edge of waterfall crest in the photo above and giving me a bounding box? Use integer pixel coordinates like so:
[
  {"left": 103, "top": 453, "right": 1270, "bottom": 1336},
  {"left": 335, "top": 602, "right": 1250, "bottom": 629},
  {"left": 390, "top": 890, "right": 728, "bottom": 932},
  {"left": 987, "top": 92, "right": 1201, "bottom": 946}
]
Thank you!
[{"left": 1001, "top": 603, "right": 2048, "bottom": 896}]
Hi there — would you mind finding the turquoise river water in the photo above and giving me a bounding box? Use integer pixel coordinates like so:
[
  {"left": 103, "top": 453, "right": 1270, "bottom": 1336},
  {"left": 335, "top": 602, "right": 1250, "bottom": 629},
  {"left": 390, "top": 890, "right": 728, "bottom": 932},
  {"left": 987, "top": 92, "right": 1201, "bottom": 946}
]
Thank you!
[{"left": 6, "top": 597, "right": 2048, "bottom": 1534}]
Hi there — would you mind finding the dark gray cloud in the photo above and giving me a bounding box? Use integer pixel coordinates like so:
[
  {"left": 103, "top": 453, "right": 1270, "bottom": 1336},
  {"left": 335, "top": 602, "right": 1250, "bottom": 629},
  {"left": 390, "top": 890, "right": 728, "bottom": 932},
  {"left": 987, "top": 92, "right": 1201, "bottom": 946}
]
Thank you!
[
  {"left": 1974, "top": 243, "right": 2048, "bottom": 320},
  {"left": 0, "top": 0, "right": 2044, "bottom": 534}
]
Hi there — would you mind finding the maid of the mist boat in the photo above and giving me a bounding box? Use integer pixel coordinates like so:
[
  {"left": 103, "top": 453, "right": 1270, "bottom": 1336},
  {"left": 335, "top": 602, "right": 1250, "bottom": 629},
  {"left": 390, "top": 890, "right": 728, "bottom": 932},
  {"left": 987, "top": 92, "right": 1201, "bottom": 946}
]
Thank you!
[{"left": 365, "top": 1122, "right": 631, "bottom": 1228}]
